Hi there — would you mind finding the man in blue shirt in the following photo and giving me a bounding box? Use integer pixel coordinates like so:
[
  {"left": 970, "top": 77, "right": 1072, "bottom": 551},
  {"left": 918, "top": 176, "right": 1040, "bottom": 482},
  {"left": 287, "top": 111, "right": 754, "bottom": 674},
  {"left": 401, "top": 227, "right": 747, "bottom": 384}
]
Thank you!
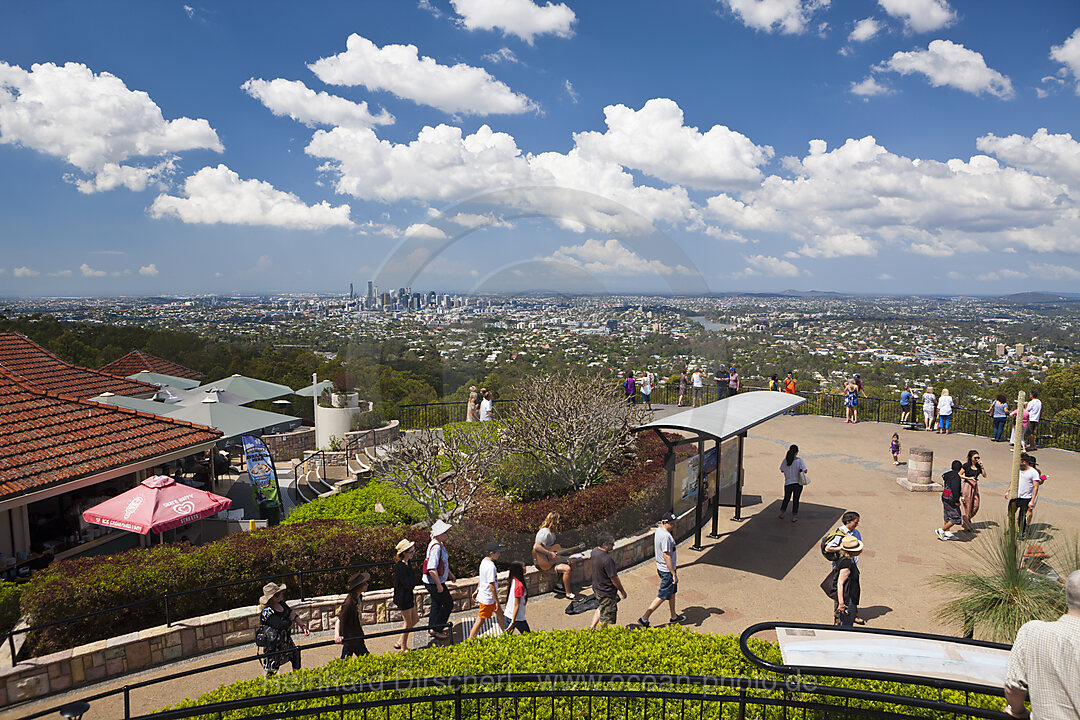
[{"left": 899, "top": 385, "right": 913, "bottom": 425}]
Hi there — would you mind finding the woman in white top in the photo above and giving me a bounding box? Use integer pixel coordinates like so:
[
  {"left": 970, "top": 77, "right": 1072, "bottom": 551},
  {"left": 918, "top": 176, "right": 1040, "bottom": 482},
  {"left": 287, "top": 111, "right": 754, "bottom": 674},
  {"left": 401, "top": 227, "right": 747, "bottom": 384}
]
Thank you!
[
  {"left": 504, "top": 561, "right": 530, "bottom": 633},
  {"left": 778, "top": 444, "right": 808, "bottom": 523},
  {"left": 936, "top": 388, "right": 954, "bottom": 435},
  {"left": 922, "top": 388, "right": 936, "bottom": 431}
]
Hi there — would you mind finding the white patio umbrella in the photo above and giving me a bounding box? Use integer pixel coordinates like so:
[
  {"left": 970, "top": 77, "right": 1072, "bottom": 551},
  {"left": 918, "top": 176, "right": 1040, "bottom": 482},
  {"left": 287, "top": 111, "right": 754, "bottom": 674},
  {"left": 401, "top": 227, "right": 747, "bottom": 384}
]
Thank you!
[{"left": 196, "top": 374, "right": 294, "bottom": 401}]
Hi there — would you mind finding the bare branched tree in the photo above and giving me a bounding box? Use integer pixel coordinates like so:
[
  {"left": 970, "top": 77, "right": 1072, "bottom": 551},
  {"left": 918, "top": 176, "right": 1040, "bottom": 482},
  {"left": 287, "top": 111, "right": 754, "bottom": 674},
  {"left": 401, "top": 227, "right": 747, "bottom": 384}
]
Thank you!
[
  {"left": 501, "top": 371, "right": 648, "bottom": 491},
  {"left": 371, "top": 425, "right": 500, "bottom": 524}
]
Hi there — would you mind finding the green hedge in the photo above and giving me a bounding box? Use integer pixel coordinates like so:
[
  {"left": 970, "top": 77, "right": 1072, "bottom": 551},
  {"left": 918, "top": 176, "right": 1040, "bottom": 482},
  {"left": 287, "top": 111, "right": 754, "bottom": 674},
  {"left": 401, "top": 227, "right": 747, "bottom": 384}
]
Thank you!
[
  {"left": 0, "top": 581, "right": 22, "bottom": 637},
  {"left": 283, "top": 481, "right": 426, "bottom": 527},
  {"left": 164, "top": 627, "right": 1002, "bottom": 719}
]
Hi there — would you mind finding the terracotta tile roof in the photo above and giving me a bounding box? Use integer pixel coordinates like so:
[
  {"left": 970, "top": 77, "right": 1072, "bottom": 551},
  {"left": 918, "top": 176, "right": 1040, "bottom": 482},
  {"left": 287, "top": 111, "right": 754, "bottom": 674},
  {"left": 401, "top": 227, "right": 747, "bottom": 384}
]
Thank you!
[
  {"left": 0, "top": 332, "right": 158, "bottom": 398},
  {"left": 0, "top": 371, "right": 221, "bottom": 501},
  {"left": 99, "top": 350, "right": 205, "bottom": 381}
]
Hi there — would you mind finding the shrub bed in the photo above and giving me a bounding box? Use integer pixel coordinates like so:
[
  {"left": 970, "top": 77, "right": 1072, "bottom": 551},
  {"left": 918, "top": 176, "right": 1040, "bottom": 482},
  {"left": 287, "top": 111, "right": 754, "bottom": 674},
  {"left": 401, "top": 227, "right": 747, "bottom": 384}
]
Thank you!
[
  {"left": 0, "top": 580, "right": 22, "bottom": 637},
  {"left": 163, "top": 627, "right": 1002, "bottom": 719},
  {"left": 282, "top": 481, "right": 426, "bottom": 527}
]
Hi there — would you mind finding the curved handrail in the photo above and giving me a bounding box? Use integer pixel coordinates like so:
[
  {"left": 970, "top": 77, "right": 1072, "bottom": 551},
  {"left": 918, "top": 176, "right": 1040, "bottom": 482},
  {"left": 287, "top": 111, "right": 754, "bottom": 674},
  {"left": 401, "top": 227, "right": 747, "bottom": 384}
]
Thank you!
[{"left": 739, "top": 621, "right": 1011, "bottom": 696}]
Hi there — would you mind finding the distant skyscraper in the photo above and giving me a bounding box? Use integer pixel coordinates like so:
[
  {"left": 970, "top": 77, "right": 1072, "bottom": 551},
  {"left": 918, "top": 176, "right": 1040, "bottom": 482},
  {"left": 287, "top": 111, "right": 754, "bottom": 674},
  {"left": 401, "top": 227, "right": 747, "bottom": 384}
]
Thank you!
[
  {"left": 1015, "top": 343, "right": 1024, "bottom": 357},
  {"left": 996, "top": 343, "right": 1005, "bottom": 357},
  {"left": 349, "top": 282, "right": 353, "bottom": 299}
]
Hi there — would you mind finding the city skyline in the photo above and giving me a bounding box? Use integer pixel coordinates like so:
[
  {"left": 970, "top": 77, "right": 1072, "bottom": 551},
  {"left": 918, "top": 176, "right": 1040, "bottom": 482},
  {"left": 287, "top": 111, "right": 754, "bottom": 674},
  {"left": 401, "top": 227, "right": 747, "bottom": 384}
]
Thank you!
[{"left": 2, "top": 1, "right": 1080, "bottom": 296}]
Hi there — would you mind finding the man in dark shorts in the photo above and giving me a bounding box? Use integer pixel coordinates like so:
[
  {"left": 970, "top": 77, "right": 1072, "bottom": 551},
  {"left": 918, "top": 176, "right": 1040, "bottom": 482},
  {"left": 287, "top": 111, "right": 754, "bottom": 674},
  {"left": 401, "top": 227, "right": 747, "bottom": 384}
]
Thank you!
[
  {"left": 936, "top": 460, "right": 964, "bottom": 541},
  {"left": 589, "top": 534, "right": 627, "bottom": 629}
]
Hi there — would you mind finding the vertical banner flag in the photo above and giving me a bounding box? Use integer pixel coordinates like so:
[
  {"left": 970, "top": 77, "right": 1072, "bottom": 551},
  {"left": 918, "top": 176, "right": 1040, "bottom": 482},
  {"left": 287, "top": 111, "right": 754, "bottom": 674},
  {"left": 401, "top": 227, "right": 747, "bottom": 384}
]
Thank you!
[{"left": 242, "top": 435, "right": 281, "bottom": 507}]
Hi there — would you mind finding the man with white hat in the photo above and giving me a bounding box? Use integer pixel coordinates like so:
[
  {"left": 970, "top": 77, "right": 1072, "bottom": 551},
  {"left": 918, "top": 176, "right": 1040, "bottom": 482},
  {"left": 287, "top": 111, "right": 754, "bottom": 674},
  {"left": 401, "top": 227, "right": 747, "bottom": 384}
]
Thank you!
[{"left": 422, "top": 519, "right": 455, "bottom": 640}]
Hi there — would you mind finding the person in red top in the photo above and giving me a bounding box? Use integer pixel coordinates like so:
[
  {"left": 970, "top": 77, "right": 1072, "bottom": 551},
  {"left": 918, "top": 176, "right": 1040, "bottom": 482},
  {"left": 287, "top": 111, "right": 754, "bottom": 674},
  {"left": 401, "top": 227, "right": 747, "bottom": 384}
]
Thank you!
[{"left": 784, "top": 372, "right": 797, "bottom": 414}]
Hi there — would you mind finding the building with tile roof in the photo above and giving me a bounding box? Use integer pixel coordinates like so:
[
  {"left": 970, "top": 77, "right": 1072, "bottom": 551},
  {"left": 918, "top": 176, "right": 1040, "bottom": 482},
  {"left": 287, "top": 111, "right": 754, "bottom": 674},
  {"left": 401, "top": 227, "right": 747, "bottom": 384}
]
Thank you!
[
  {"left": 0, "top": 332, "right": 158, "bottom": 399},
  {"left": 0, "top": 371, "right": 221, "bottom": 558},
  {"left": 99, "top": 349, "right": 205, "bottom": 382}
]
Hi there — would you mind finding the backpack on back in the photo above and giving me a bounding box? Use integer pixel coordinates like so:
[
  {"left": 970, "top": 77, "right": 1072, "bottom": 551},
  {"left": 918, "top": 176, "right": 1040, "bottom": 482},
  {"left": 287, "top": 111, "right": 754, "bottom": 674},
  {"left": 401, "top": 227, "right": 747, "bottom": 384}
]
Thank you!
[{"left": 819, "top": 528, "right": 847, "bottom": 560}]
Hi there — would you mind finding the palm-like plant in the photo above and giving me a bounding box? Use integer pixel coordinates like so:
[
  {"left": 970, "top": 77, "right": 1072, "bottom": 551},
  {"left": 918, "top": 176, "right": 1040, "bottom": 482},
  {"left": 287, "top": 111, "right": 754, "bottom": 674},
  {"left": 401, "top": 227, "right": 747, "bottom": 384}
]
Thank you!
[{"left": 936, "top": 521, "right": 1075, "bottom": 643}]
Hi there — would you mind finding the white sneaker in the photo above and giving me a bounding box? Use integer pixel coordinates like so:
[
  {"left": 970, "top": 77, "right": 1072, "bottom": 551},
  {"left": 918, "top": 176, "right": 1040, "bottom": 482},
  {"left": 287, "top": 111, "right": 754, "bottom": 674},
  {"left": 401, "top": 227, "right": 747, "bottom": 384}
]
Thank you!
[
  {"left": 935, "top": 528, "right": 947, "bottom": 540},
  {"left": 944, "top": 531, "right": 957, "bottom": 540}
]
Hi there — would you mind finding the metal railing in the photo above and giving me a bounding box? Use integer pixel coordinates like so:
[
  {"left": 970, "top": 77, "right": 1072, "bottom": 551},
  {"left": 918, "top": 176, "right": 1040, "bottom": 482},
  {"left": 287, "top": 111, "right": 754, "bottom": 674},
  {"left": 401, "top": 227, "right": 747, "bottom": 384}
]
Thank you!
[
  {"left": 5, "top": 559, "right": 399, "bottom": 667},
  {"left": 399, "top": 386, "right": 1080, "bottom": 452},
  {"left": 24, "top": 622, "right": 455, "bottom": 720},
  {"left": 88, "top": 669, "right": 1010, "bottom": 720}
]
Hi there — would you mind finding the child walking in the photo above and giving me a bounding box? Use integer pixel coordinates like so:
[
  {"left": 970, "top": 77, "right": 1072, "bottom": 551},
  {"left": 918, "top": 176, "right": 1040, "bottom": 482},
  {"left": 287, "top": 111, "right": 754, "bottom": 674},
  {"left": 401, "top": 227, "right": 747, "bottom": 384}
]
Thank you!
[
  {"left": 890, "top": 433, "right": 902, "bottom": 466},
  {"left": 504, "top": 561, "right": 530, "bottom": 634}
]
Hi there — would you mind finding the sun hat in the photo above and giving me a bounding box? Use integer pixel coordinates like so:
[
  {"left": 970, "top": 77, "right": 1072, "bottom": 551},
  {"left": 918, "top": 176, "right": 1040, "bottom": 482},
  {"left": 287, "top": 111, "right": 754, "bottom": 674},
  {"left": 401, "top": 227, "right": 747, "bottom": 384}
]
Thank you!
[
  {"left": 483, "top": 541, "right": 507, "bottom": 554},
  {"left": 840, "top": 535, "right": 864, "bottom": 553},
  {"left": 430, "top": 519, "right": 452, "bottom": 537},
  {"left": 396, "top": 538, "right": 416, "bottom": 555},
  {"left": 347, "top": 571, "right": 370, "bottom": 592},
  {"left": 260, "top": 581, "right": 286, "bottom": 605}
]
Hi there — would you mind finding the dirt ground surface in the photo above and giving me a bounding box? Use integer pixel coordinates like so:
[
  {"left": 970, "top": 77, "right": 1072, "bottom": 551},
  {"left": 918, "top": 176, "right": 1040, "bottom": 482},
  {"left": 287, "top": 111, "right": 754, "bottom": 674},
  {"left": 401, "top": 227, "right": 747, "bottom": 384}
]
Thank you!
[{"left": 12, "top": 408, "right": 1078, "bottom": 720}]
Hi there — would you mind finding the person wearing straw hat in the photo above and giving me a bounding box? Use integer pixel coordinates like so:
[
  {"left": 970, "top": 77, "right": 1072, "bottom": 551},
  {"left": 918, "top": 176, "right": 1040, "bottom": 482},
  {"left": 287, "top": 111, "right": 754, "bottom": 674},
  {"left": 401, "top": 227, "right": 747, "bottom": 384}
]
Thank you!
[
  {"left": 257, "top": 581, "right": 308, "bottom": 675},
  {"left": 834, "top": 535, "right": 863, "bottom": 627},
  {"left": 394, "top": 538, "right": 419, "bottom": 651},
  {"left": 422, "top": 520, "right": 456, "bottom": 640},
  {"left": 334, "top": 571, "right": 370, "bottom": 658}
]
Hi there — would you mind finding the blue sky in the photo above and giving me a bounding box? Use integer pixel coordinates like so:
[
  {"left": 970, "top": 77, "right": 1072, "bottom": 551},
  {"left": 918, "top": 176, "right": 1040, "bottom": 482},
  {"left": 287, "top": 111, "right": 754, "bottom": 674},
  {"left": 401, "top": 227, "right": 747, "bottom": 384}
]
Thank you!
[{"left": 2, "top": 0, "right": 1080, "bottom": 296}]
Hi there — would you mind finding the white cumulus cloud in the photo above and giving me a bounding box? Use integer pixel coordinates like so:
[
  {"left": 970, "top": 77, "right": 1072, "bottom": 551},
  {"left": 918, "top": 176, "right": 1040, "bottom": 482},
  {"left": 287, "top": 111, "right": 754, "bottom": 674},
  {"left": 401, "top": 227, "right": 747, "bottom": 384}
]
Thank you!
[
  {"left": 0, "top": 61, "right": 222, "bottom": 192},
  {"left": 1050, "top": 28, "right": 1080, "bottom": 95},
  {"left": 451, "top": 0, "right": 575, "bottom": 43},
  {"left": 80, "top": 263, "right": 107, "bottom": 277},
  {"left": 13, "top": 266, "right": 39, "bottom": 277},
  {"left": 572, "top": 98, "right": 773, "bottom": 190},
  {"left": 139, "top": 264, "right": 159, "bottom": 276},
  {"left": 877, "top": 0, "right": 955, "bottom": 33},
  {"left": 242, "top": 78, "right": 394, "bottom": 129},
  {"left": 878, "top": 40, "right": 1014, "bottom": 99},
  {"left": 799, "top": 233, "right": 878, "bottom": 257},
  {"left": 547, "top": 238, "right": 691, "bottom": 276},
  {"left": 851, "top": 76, "right": 891, "bottom": 96},
  {"left": 405, "top": 223, "right": 449, "bottom": 239},
  {"left": 308, "top": 34, "right": 536, "bottom": 116},
  {"left": 720, "top": 0, "right": 830, "bottom": 35},
  {"left": 743, "top": 254, "right": 801, "bottom": 277},
  {"left": 151, "top": 164, "right": 353, "bottom": 230},
  {"left": 976, "top": 128, "right": 1080, "bottom": 191},
  {"left": 849, "top": 17, "right": 882, "bottom": 43}
]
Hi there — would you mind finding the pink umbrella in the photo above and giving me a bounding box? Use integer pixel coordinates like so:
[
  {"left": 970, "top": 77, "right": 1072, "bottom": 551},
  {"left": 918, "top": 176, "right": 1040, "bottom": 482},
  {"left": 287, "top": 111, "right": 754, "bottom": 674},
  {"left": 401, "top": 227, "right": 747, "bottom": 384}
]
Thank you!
[{"left": 82, "top": 475, "right": 232, "bottom": 535}]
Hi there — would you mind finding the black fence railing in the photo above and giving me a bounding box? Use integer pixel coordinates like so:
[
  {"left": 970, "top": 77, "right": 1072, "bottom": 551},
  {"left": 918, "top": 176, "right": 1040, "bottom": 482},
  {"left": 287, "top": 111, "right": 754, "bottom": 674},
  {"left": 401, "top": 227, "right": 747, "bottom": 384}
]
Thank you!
[
  {"left": 23, "top": 622, "right": 456, "bottom": 720},
  {"left": 5, "top": 559, "right": 397, "bottom": 667},
  {"left": 400, "top": 386, "right": 1080, "bottom": 452},
  {"left": 100, "top": 669, "right": 1011, "bottom": 720}
]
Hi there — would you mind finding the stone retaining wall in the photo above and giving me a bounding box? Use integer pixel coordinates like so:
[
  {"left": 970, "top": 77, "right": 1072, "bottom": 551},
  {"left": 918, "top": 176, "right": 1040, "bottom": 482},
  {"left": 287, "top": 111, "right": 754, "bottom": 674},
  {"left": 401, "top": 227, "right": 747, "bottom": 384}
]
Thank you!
[
  {"left": 0, "top": 502, "right": 705, "bottom": 706},
  {"left": 263, "top": 427, "right": 315, "bottom": 461}
]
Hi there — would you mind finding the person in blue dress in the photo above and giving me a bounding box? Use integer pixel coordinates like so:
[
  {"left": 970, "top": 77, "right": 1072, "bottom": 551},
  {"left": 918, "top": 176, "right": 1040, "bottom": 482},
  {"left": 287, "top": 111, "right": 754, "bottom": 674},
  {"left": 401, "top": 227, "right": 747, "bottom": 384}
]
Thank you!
[{"left": 844, "top": 380, "right": 858, "bottom": 423}]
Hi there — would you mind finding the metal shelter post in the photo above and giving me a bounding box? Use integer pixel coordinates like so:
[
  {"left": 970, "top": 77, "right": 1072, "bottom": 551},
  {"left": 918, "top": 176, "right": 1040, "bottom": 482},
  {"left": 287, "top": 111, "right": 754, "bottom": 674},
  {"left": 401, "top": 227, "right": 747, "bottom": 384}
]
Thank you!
[
  {"left": 733, "top": 432, "right": 747, "bottom": 521},
  {"left": 692, "top": 439, "right": 705, "bottom": 551},
  {"left": 708, "top": 437, "right": 721, "bottom": 538}
]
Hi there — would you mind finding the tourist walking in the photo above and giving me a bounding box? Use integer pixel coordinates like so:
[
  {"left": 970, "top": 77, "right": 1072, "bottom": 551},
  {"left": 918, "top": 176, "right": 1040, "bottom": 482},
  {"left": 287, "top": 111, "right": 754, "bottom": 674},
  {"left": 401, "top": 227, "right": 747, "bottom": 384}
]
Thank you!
[
  {"left": 824, "top": 512, "right": 862, "bottom": 566},
  {"left": 727, "top": 366, "right": 740, "bottom": 396},
  {"left": 890, "top": 433, "right": 902, "bottom": 465},
  {"left": 691, "top": 367, "right": 704, "bottom": 406},
  {"left": 1026, "top": 390, "right": 1042, "bottom": 450},
  {"left": 504, "top": 561, "right": 530, "bottom": 634},
  {"left": 532, "top": 512, "right": 578, "bottom": 599},
  {"left": 990, "top": 394, "right": 1009, "bottom": 442},
  {"left": 1004, "top": 570, "right": 1080, "bottom": 719},
  {"left": 843, "top": 379, "right": 858, "bottom": 423},
  {"left": 256, "top": 582, "right": 308, "bottom": 676},
  {"left": 937, "top": 389, "right": 954, "bottom": 434},
  {"left": 1008, "top": 454, "right": 1043, "bottom": 534},
  {"left": 960, "top": 450, "right": 984, "bottom": 533},
  {"left": 479, "top": 389, "right": 493, "bottom": 421},
  {"left": 899, "top": 384, "right": 913, "bottom": 424},
  {"left": 393, "top": 538, "right": 419, "bottom": 651},
  {"left": 624, "top": 371, "right": 636, "bottom": 405},
  {"left": 1024, "top": 457, "right": 1049, "bottom": 529},
  {"left": 422, "top": 520, "right": 455, "bottom": 640},
  {"left": 832, "top": 535, "right": 863, "bottom": 626},
  {"left": 922, "top": 387, "right": 936, "bottom": 431},
  {"left": 937, "top": 460, "right": 964, "bottom": 540},
  {"left": 589, "top": 534, "right": 627, "bottom": 629},
  {"left": 639, "top": 372, "right": 653, "bottom": 410},
  {"left": 678, "top": 369, "right": 688, "bottom": 407},
  {"left": 467, "top": 541, "right": 506, "bottom": 641},
  {"left": 638, "top": 512, "right": 686, "bottom": 627},
  {"left": 778, "top": 444, "right": 808, "bottom": 522},
  {"left": 334, "top": 571, "right": 370, "bottom": 658},
  {"left": 466, "top": 386, "right": 480, "bottom": 422}
]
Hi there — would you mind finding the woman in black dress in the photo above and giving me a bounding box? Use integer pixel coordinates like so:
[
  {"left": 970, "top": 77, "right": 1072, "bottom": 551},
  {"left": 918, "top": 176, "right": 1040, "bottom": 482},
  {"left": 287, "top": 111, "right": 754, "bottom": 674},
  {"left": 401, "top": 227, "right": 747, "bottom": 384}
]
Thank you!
[
  {"left": 334, "top": 571, "right": 369, "bottom": 658},
  {"left": 257, "top": 582, "right": 309, "bottom": 675},
  {"left": 834, "top": 536, "right": 863, "bottom": 626},
  {"left": 394, "top": 539, "right": 419, "bottom": 651}
]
